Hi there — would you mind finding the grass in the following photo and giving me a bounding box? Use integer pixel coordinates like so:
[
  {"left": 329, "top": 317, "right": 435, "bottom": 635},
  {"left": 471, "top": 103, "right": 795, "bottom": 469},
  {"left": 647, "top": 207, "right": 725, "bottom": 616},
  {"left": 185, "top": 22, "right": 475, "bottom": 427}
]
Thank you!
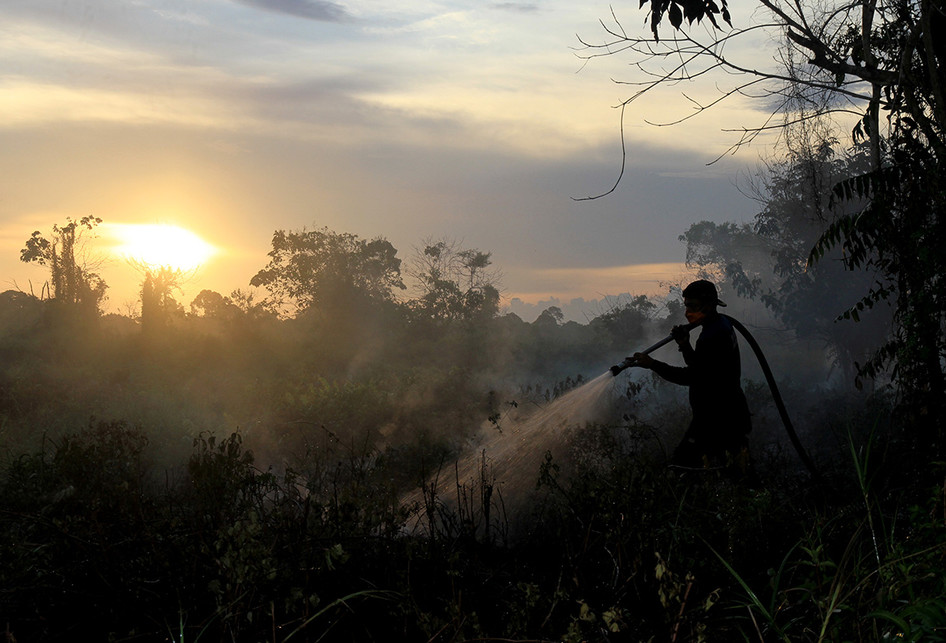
[{"left": 1, "top": 410, "right": 944, "bottom": 641}]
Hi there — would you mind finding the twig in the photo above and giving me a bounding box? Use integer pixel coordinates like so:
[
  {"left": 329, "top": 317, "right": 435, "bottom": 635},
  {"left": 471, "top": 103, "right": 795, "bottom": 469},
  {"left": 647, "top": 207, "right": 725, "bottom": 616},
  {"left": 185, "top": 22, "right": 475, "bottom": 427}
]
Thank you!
[{"left": 670, "top": 577, "right": 693, "bottom": 642}]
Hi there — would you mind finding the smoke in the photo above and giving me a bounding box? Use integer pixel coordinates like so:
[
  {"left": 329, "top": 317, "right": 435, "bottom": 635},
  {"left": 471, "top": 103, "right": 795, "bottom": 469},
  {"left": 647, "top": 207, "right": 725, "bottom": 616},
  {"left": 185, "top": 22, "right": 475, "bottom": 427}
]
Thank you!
[{"left": 0, "top": 264, "right": 892, "bottom": 512}]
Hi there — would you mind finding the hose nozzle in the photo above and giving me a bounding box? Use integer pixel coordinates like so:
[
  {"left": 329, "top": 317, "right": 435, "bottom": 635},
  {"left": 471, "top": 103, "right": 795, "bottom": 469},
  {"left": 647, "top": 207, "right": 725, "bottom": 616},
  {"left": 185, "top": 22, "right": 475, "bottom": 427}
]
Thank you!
[{"left": 609, "top": 358, "right": 634, "bottom": 377}]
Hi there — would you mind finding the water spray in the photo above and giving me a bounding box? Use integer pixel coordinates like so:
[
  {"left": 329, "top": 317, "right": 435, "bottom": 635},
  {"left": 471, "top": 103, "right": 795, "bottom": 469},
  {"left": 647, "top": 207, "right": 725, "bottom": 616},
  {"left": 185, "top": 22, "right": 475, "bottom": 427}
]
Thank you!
[{"left": 609, "top": 315, "right": 819, "bottom": 477}]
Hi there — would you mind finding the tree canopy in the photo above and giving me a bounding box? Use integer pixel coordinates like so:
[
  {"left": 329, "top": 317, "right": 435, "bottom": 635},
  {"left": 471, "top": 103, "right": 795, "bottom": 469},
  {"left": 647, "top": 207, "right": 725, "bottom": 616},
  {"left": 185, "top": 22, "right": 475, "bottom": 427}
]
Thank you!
[
  {"left": 250, "top": 227, "right": 406, "bottom": 316},
  {"left": 406, "top": 239, "right": 502, "bottom": 322}
]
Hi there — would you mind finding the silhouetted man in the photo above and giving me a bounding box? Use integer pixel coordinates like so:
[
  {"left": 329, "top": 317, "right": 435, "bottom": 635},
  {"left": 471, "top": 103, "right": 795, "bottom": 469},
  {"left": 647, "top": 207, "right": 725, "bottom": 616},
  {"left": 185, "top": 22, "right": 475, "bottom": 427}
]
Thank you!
[{"left": 631, "top": 280, "right": 751, "bottom": 469}]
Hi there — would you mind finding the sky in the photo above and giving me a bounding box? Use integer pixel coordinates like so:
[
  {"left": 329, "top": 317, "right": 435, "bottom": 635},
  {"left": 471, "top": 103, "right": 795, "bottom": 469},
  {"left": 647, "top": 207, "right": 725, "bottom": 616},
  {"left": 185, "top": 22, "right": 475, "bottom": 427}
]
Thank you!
[{"left": 0, "top": 0, "right": 775, "bottom": 321}]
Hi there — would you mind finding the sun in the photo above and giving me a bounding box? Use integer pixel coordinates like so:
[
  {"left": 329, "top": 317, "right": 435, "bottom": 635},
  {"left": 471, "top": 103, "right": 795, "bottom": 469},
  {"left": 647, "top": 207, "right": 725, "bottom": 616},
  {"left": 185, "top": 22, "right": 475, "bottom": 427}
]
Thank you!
[{"left": 109, "top": 223, "right": 217, "bottom": 271}]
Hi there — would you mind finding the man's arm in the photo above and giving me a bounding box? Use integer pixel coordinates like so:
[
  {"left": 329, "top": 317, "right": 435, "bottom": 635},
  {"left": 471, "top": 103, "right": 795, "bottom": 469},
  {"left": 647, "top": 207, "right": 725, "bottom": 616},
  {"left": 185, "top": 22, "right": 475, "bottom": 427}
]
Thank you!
[{"left": 630, "top": 324, "right": 696, "bottom": 385}]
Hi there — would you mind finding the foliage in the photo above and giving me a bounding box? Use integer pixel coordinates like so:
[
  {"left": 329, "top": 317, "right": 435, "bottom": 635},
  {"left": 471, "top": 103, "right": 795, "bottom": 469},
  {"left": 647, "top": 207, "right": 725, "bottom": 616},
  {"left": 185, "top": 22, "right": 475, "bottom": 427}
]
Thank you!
[
  {"left": 809, "top": 132, "right": 946, "bottom": 438},
  {"left": 645, "top": 0, "right": 731, "bottom": 39},
  {"left": 19, "top": 215, "right": 107, "bottom": 312},
  {"left": 1, "top": 282, "right": 944, "bottom": 641},
  {"left": 4, "top": 212, "right": 944, "bottom": 641},
  {"left": 582, "top": 0, "right": 946, "bottom": 444},
  {"left": 8, "top": 415, "right": 940, "bottom": 642},
  {"left": 588, "top": 294, "right": 659, "bottom": 351},
  {"left": 712, "top": 444, "right": 946, "bottom": 641},
  {"left": 680, "top": 141, "right": 891, "bottom": 382},
  {"left": 140, "top": 264, "right": 186, "bottom": 332},
  {"left": 621, "top": 0, "right": 946, "bottom": 159},
  {"left": 190, "top": 288, "right": 240, "bottom": 320},
  {"left": 250, "top": 226, "right": 406, "bottom": 317},
  {"left": 0, "top": 423, "right": 402, "bottom": 641},
  {"left": 405, "top": 238, "right": 502, "bottom": 323}
]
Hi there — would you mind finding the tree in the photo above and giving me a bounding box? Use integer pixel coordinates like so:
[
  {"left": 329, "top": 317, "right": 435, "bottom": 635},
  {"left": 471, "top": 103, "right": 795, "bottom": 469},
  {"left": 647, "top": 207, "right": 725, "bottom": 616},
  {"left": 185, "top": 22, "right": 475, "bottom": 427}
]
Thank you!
[
  {"left": 20, "top": 216, "right": 107, "bottom": 313},
  {"left": 581, "top": 0, "right": 946, "bottom": 442},
  {"left": 190, "top": 289, "right": 239, "bottom": 320},
  {"left": 681, "top": 140, "right": 892, "bottom": 382},
  {"left": 405, "top": 238, "right": 502, "bottom": 322},
  {"left": 577, "top": 0, "right": 944, "bottom": 190},
  {"left": 189, "top": 289, "right": 272, "bottom": 326},
  {"left": 588, "top": 295, "right": 658, "bottom": 351},
  {"left": 534, "top": 306, "right": 565, "bottom": 328},
  {"left": 250, "top": 227, "right": 405, "bottom": 317},
  {"left": 139, "top": 266, "right": 184, "bottom": 333},
  {"left": 810, "top": 133, "right": 946, "bottom": 436},
  {"left": 228, "top": 288, "right": 272, "bottom": 321}
]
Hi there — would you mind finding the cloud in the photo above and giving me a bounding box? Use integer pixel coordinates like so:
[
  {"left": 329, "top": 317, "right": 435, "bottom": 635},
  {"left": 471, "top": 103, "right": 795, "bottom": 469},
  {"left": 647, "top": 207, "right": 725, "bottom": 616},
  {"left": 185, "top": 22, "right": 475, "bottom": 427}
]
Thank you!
[
  {"left": 232, "top": 0, "right": 352, "bottom": 22},
  {"left": 511, "top": 263, "right": 691, "bottom": 300},
  {"left": 490, "top": 3, "right": 541, "bottom": 12}
]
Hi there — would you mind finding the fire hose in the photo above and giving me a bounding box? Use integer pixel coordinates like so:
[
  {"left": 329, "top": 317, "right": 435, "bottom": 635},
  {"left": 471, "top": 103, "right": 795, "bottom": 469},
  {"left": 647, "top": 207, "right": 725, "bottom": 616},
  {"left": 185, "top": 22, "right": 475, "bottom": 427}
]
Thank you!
[{"left": 610, "top": 316, "right": 819, "bottom": 477}]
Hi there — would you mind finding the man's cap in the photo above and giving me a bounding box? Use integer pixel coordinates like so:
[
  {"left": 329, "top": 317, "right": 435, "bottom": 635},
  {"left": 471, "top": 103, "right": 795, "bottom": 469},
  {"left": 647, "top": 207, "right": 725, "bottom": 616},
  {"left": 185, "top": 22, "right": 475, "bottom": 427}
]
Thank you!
[{"left": 682, "top": 279, "right": 727, "bottom": 307}]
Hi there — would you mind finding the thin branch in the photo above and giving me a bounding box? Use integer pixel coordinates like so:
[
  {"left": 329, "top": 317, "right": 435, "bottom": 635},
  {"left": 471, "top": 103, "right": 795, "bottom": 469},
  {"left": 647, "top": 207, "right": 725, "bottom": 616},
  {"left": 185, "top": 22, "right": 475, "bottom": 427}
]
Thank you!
[{"left": 572, "top": 102, "right": 628, "bottom": 201}]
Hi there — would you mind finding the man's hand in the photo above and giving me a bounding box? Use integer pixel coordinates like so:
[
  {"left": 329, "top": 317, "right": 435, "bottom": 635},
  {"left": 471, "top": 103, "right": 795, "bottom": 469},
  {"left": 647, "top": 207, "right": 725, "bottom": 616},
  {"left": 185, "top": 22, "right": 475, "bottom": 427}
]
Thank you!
[
  {"left": 670, "top": 325, "right": 691, "bottom": 346},
  {"left": 629, "top": 352, "right": 654, "bottom": 369}
]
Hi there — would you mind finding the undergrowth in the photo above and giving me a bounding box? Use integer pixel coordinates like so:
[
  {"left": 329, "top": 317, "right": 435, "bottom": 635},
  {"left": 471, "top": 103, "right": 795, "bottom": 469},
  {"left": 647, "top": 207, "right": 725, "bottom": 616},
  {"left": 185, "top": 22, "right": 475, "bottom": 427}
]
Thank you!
[{"left": 1, "top": 418, "right": 944, "bottom": 642}]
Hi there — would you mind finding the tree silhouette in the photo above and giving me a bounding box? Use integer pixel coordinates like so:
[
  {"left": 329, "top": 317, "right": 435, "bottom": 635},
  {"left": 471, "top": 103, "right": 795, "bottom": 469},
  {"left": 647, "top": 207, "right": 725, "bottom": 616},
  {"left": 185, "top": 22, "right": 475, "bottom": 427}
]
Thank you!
[
  {"left": 576, "top": 0, "right": 945, "bottom": 195},
  {"left": 250, "top": 226, "right": 405, "bottom": 317},
  {"left": 19, "top": 216, "right": 107, "bottom": 313},
  {"left": 139, "top": 265, "right": 185, "bottom": 333},
  {"left": 406, "top": 238, "right": 502, "bottom": 322}
]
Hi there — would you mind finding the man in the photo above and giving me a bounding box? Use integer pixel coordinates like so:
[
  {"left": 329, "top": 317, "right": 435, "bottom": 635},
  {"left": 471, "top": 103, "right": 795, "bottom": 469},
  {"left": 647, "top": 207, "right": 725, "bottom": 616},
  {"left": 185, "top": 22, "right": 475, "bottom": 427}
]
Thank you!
[{"left": 630, "top": 280, "right": 751, "bottom": 469}]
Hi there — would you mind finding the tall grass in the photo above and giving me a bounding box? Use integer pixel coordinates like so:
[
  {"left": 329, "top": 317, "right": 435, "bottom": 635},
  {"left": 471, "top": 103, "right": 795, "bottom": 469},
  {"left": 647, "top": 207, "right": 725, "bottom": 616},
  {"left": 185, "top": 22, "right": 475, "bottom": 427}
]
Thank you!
[
  {"left": 710, "top": 430, "right": 946, "bottom": 642},
  {"left": 1, "top": 414, "right": 944, "bottom": 641}
]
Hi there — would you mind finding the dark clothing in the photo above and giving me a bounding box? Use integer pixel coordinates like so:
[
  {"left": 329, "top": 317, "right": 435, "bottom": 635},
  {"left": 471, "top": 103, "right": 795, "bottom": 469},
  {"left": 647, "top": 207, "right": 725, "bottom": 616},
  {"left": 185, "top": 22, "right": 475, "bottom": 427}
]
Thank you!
[{"left": 649, "top": 313, "right": 751, "bottom": 467}]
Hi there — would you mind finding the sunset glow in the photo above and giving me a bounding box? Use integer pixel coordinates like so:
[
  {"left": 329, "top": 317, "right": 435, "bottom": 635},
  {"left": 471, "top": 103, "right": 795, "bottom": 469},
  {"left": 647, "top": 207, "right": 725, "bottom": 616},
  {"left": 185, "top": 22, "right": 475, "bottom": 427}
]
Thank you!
[
  {"left": 109, "top": 224, "right": 217, "bottom": 272},
  {"left": 0, "top": 1, "right": 762, "bottom": 318}
]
